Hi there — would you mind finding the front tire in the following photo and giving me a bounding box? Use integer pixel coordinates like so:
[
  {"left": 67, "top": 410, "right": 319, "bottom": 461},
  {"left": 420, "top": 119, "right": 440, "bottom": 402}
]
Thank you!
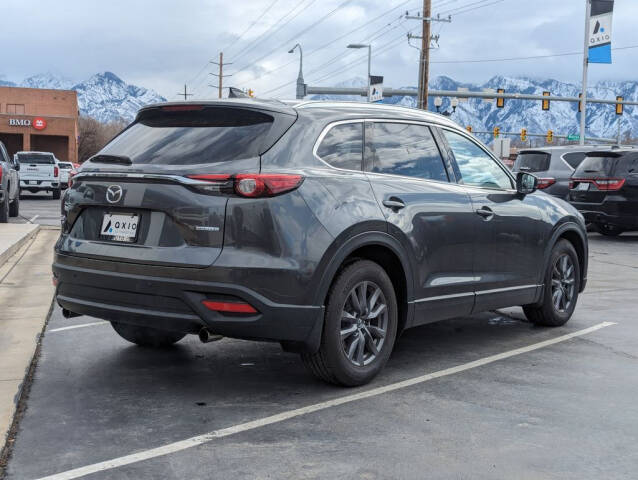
[
  {"left": 0, "top": 195, "right": 8, "bottom": 223},
  {"left": 9, "top": 193, "right": 19, "bottom": 217},
  {"left": 301, "top": 260, "right": 398, "bottom": 386},
  {"left": 523, "top": 239, "right": 580, "bottom": 326},
  {"left": 596, "top": 223, "right": 623, "bottom": 236},
  {"left": 110, "top": 322, "right": 186, "bottom": 347}
]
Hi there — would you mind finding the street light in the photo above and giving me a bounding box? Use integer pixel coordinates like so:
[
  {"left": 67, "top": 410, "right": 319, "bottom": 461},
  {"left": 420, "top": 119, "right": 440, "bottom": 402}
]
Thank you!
[
  {"left": 347, "top": 43, "right": 371, "bottom": 102},
  {"left": 434, "top": 97, "right": 459, "bottom": 116},
  {"left": 288, "top": 43, "right": 305, "bottom": 100}
]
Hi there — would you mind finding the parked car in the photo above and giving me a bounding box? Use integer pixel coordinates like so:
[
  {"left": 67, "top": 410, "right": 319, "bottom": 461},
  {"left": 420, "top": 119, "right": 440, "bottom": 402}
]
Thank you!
[
  {"left": 569, "top": 148, "right": 638, "bottom": 236},
  {"left": 512, "top": 145, "right": 616, "bottom": 200},
  {"left": 57, "top": 161, "right": 74, "bottom": 189},
  {"left": 15, "top": 151, "right": 61, "bottom": 199},
  {"left": 0, "top": 141, "right": 20, "bottom": 221},
  {"left": 53, "top": 100, "right": 588, "bottom": 386}
]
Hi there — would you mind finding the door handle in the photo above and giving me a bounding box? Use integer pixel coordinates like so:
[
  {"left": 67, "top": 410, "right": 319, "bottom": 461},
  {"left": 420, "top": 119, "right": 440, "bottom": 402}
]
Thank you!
[
  {"left": 382, "top": 198, "right": 406, "bottom": 211},
  {"left": 475, "top": 206, "right": 494, "bottom": 220}
]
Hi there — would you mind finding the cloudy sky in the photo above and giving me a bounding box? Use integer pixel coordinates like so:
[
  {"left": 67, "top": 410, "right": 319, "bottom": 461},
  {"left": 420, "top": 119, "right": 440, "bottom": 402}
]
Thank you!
[{"left": 2, "top": 0, "right": 637, "bottom": 99}]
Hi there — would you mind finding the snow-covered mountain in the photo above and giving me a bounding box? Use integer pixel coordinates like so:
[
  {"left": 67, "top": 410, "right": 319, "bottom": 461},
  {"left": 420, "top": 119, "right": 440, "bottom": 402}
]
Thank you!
[
  {"left": 1, "top": 72, "right": 166, "bottom": 123},
  {"left": 312, "top": 75, "right": 638, "bottom": 142}
]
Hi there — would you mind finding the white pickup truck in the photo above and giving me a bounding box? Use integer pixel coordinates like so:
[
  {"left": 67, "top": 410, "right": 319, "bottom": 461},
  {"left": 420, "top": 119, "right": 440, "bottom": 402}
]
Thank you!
[{"left": 14, "top": 151, "right": 61, "bottom": 199}]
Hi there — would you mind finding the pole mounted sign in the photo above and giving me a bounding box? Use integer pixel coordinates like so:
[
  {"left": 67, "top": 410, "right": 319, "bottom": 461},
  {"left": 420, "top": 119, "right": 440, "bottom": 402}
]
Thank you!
[
  {"left": 589, "top": 0, "right": 614, "bottom": 64},
  {"left": 369, "top": 75, "right": 383, "bottom": 103}
]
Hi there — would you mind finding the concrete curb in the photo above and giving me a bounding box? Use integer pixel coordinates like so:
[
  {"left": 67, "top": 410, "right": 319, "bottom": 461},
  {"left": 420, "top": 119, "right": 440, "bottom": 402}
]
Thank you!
[{"left": 0, "top": 224, "right": 40, "bottom": 269}]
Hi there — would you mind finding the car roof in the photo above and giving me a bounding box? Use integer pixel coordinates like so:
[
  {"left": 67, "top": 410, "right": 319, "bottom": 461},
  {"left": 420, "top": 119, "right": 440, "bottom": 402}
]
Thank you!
[{"left": 15, "top": 151, "right": 55, "bottom": 155}]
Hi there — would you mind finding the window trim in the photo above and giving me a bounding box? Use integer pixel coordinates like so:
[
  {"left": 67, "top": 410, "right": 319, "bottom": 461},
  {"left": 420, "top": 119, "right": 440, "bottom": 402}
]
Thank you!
[
  {"left": 437, "top": 125, "right": 516, "bottom": 192},
  {"left": 313, "top": 118, "right": 456, "bottom": 184}
]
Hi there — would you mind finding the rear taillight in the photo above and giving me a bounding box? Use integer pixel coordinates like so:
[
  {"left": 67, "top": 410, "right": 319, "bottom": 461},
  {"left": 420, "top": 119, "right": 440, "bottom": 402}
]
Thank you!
[
  {"left": 536, "top": 177, "right": 556, "bottom": 189},
  {"left": 53, "top": 166, "right": 59, "bottom": 177},
  {"left": 188, "top": 173, "right": 303, "bottom": 197},
  {"left": 202, "top": 300, "right": 257, "bottom": 314},
  {"left": 570, "top": 178, "right": 625, "bottom": 191},
  {"left": 68, "top": 169, "right": 78, "bottom": 188}
]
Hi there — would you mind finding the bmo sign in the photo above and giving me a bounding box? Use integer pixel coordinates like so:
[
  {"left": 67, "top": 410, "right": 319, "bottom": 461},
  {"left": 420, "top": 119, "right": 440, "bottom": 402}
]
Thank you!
[{"left": 8, "top": 117, "right": 47, "bottom": 130}]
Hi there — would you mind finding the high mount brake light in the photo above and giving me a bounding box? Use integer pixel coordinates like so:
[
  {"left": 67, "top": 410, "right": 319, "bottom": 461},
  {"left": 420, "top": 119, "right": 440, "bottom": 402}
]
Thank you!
[
  {"left": 536, "top": 177, "right": 556, "bottom": 189},
  {"left": 160, "top": 105, "right": 205, "bottom": 112},
  {"left": 570, "top": 178, "right": 625, "bottom": 191},
  {"left": 188, "top": 173, "right": 303, "bottom": 197}
]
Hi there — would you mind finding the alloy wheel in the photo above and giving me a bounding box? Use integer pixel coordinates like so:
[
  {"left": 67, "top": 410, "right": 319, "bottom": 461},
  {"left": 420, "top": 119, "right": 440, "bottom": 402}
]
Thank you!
[
  {"left": 551, "top": 254, "right": 576, "bottom": 313},
  {"left": 340, "top": 281, "right": 388, "bottom": 366}
]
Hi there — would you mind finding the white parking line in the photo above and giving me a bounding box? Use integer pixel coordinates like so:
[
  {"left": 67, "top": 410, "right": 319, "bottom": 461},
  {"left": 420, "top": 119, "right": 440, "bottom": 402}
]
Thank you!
[
  {"left": 49, "top": 321, "right": 109, "bottom": 333},
  {"left": 36, "top": 321, "right": 615, "bottom": 480}
]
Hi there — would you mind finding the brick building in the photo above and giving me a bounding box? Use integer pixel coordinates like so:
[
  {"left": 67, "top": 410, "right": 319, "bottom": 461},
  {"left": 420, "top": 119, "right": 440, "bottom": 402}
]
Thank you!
[{"left": 0, "top": 86, "right": 79, "bottom": 163}]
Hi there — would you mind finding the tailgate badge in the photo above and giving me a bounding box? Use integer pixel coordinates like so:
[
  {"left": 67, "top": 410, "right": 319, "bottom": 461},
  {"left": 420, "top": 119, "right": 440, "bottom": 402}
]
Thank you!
[{"left": 106, "top": 185, "right": 123, "bottom": 203}]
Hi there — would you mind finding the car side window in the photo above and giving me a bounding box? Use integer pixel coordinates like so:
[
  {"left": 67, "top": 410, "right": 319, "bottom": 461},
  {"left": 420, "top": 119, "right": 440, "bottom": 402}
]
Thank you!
[
  {"left": 316, "top": 122, "right": 363, "bottom": 171},
  {"left": 365, "top": 122, "right": 449, "bottom": 181},
  {"left": 442, "top": 129, "right": 513, "bottom": 189}
]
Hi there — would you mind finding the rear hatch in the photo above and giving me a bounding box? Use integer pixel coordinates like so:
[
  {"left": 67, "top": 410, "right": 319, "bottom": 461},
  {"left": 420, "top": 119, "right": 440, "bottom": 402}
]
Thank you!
[
  {"left": 513, "top": 150, "right": 551, "bottom": 174},
  {"left": 569, "top": 152, "right": 628, "bottom": 203},
  {"left": 61, "top": 102, "right": 296, "bottom": 267},
  {"left": 16, "top": 152, "right": 57, "bottom": 181}
]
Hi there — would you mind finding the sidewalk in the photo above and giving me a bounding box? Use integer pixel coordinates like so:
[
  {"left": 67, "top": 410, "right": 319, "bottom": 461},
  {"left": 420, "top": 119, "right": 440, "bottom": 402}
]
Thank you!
[
  {"left": 0, "top": 224, "right": 40, "bottom": 268},
  {"left": 0, "top": 227, "right": 58, "bottom": 455}
]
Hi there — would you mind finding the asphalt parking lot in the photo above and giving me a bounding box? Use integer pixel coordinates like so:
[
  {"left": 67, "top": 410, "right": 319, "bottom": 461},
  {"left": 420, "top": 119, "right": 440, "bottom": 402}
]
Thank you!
[
  {"left": 3, "top": 232, "right": 638, "bottom": 480},
  {"left": 9, "top": 192, "right": 61, "bottom": 227}
]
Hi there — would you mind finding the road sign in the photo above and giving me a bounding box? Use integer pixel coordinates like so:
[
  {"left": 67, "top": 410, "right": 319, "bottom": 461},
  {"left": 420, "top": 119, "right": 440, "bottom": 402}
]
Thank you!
[
  {"left": 567, "top": 134, "right": 580, "bottom": 141},
  {"left": 369, "top": 75, "right": 383, "bottom": 103}
]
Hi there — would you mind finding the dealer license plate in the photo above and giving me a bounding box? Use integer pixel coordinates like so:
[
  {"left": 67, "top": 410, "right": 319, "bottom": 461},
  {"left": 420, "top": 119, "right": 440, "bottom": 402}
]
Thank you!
[
  {"left": 100, "top": 213, "right": 139, "bottom": 243},
  {"left": 576, "top": 182, "right": 590, "bottom": 191}
]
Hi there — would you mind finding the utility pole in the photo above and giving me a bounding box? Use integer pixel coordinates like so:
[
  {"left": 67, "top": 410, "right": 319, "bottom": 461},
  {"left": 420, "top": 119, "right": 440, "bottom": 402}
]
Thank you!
[
  {"left": 579, "top": 0, "right": 591, "bottom": 145},
  {"left": 176, "top": 84, "right": 193, "bottom": 100},
  {"left": 209, "top": 52, "right": 233, "bottom": 99},
  {"left": 406, "top": 7, "right": 451, "bottom": 110}
]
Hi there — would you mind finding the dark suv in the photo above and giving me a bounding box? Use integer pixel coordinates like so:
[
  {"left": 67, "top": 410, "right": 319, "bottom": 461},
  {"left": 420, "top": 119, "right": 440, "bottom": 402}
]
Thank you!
[
  {"left": 53, "top": 100, "right": 588, "bottom": 386},
  {"left": 569, "top": 149, "right": 638, "bottom": 236}
]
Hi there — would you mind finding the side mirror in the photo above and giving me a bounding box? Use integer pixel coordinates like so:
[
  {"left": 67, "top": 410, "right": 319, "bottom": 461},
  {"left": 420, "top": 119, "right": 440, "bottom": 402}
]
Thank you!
[
  {"left": 516, "top": 171, "right": 538, "bottom": 194},
  {"left": 14, "top": 162, "right": 20, "bottom": 171}
]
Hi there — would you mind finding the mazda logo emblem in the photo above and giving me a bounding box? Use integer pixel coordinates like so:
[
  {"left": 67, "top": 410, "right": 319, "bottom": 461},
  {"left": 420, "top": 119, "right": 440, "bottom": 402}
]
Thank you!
[{"left": 106, "top": 185, "right": 123, "bottom": 204}]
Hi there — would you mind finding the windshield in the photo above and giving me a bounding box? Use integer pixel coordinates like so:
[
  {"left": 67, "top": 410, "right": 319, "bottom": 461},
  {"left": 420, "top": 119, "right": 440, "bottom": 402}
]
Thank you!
[
  {"left": 100, "top": 106, "right": 275, "bottom": 165},
  {"left": 514, "top": 152, "right": 550, "bottom": 172},
  {"left": 16, "top": 153, "right": 55, "bottom": 164}
]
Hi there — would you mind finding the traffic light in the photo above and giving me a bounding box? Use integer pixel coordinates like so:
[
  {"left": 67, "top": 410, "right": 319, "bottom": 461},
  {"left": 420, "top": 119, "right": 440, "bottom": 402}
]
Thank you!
[
  {"left": 496, "top": 88, "right": 505, "bottom": 108},
  {"left": 466, "top": 125, "right": 472, "bottom": 133},
  {"left": 493, "top": 126, "right": 500, "bottom": 138},
  {"left": 616, "top": 96, "right": 623, "bottom": 115},
  {"left": 247, "top": 89, "right": 255, "bottom": 97},
  {"left": 578, "top": 93, "right": 583, "bottom": 113},
  {"left": 520, "top": 128, "right": 527, "bottom": 142},
  {"left": 542, "top": 91, "right": 550, "bottom": 111},
  {"left": 546, "top": 130, "right": 553, "bottom": 143}
]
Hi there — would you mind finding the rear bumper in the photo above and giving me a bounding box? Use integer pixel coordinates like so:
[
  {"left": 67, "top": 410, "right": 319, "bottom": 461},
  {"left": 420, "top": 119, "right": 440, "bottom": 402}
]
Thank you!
[
  {"left": 53, "top": 254, "right": 324, "bottom": 352},
  {"left": 20, "top": 180, "right": 59, "bottom": 190},
  {"left": 571, "top": 203, "right": 638, "bottom": 229}
]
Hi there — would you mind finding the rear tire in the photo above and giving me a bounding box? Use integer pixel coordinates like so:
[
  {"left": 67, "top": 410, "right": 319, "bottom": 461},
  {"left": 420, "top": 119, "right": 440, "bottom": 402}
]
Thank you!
[
  {"left": 301, "top": 260, "right": 398, "bottom": 386},
  {"left": 52, "top": 188, "right": 61, "bottom": 200},
  {"left": 596, "top": 223, "right": 623, "bottom": 236},
  {"left": 0, "top": 195, "right": 8, "bottom": 223},
  {"left": 523, "top": 239, "right": 580, "bottom": 327},
  {"left": 110, "top": 322, "right": 186, "bottom": 347},
  {"left": 9, "top": 193, "right": 19, "bottom": 217}
]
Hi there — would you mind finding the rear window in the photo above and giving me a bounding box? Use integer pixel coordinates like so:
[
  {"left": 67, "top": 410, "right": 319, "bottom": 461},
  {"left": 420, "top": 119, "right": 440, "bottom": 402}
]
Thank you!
[
  {"left": 562, "top": 152, "right": 586, "bottom": 169},
  {"left": 514, "top": 152, "right": 550, "bottom": 172},
  {"left": 574, "top": 154, "right": 618, "bottom": 176},
  {"left": 16, "top": 153, "right": 55, "bottom": 164},
  {"left": 58, "top": 162, "right": 73, "bottom": 169},
  {"left": 100, "top": 106, "right": 276, "bottom": 165}
]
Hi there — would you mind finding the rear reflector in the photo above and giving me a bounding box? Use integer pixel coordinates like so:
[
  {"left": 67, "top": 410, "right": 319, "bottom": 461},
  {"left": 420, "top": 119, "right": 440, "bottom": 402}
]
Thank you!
[
  {"left": 536, "top": 177, "right": 556, "bottom": 189},
  {"left": 188, "top": 173, "right": 303, "bottom": 198},
  {"left": 202, "top": 300, "right": 257, "bottom": 314},
  {"left": 570, "top": 178, "right": 625, "bottom": 191}
]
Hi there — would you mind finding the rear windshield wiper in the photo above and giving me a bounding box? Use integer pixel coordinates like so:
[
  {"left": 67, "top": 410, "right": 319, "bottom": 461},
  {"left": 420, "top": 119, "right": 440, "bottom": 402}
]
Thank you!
[
  {"left": 518, "top": 166, "right": 531, "bottom": 172},
  {"left": 90, "top": 154, "right": 132, "bottom": 165}
]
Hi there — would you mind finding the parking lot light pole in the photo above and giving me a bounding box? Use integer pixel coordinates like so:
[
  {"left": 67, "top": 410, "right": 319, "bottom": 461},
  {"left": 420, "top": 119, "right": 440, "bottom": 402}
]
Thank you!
[
  {"left": 347, "top": 43, "right": 371, "bottom": 102},
  {"left": 288, "top": 44, "right": 305, "bottom": 100}
]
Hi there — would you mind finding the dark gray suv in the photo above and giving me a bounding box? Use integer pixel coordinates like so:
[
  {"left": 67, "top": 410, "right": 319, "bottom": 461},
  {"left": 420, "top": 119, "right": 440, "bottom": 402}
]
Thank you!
[{"left": 53, "top": 100, "right": 588, "bottom": 386}]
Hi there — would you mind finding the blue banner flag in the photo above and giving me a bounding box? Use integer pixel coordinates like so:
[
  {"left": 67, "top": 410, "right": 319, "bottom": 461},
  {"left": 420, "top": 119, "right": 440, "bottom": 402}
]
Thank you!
[{"left": 589, "top": 0, "right": 614, "bottom": 64}]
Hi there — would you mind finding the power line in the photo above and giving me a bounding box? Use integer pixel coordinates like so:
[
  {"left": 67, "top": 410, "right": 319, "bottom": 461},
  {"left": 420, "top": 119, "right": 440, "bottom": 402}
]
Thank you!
[
  {"left": 431, "top": 44, "right": 638, "bottom": 64},
  {"left": 222, "top": 0, "right": 281, "bottom": 56},
  {"left": 232, "top": 0, "right": 353, "bottom": 78},
  {"left": 444, "top": 0, "right": 504, "bottom": 16}
]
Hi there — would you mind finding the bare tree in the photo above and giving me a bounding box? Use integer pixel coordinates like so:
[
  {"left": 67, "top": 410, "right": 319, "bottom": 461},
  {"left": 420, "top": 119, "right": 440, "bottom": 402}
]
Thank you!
[{"left": 78, "top": 116, "right": 127, "bottom": 163}]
